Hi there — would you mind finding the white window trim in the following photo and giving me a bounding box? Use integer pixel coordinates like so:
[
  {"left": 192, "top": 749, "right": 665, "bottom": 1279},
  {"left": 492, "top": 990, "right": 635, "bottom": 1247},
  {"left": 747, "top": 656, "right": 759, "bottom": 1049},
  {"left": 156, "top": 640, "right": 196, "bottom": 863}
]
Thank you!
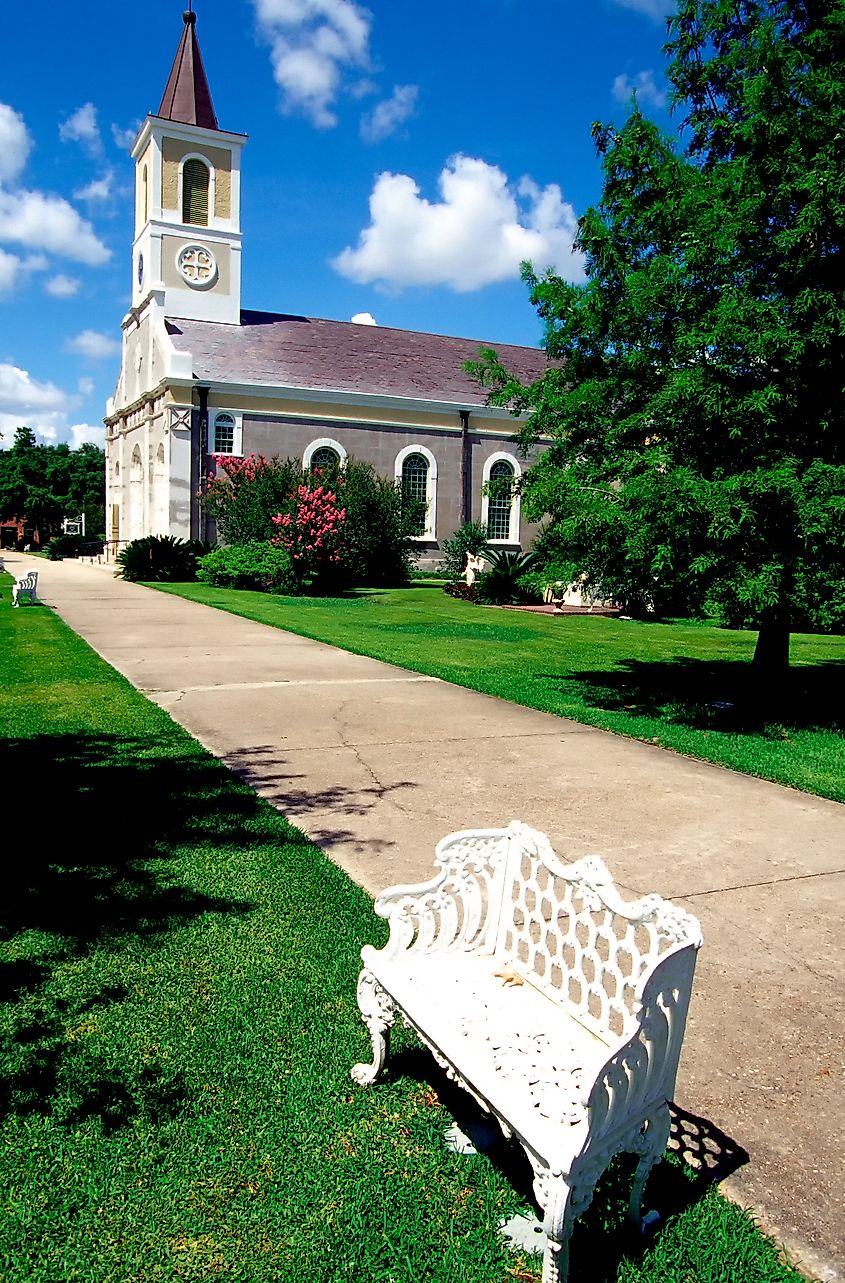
[
  {"left": 210, "top": 409, "right": 243, "bottom": 457},
  {"left": 481, "top": 451, "right": 522, "bottom": 544},
  {"left": 395, "top": 443, "right": 437, "bottom": 541},
  {"left": 303, "top": 437, "right": 348, "bottom": 470},
  {"left": 178, "top": 154, "right": 215, "bottom": 227}
]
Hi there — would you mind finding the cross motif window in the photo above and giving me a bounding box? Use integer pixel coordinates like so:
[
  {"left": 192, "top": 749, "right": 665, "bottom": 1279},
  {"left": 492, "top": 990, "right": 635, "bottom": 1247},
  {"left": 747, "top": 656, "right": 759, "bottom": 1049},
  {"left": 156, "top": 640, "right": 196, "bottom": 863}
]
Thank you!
[{"left": 177, "top": 244, "right": 216, "bottom": 286}]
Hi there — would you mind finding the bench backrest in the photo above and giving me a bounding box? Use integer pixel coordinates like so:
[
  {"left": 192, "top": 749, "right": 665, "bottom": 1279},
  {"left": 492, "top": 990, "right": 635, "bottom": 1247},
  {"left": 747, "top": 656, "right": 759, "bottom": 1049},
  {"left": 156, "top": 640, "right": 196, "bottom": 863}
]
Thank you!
[
  {"left": 495, "top": 824, "right": 702, "bottom": 1043},
  {"left": 16, "top": 573, "right": 37, "bottom": 590}
]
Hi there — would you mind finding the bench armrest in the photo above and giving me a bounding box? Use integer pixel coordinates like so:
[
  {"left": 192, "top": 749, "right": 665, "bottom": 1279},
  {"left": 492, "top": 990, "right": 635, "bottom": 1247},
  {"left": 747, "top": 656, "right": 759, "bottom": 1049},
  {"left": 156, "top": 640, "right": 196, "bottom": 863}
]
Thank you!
[
  {"left": 583, "top": 941, "right": 699, "bottom": 1153},
  {"left": 364, "top": 827, "right": 512, "bottom": 961}
]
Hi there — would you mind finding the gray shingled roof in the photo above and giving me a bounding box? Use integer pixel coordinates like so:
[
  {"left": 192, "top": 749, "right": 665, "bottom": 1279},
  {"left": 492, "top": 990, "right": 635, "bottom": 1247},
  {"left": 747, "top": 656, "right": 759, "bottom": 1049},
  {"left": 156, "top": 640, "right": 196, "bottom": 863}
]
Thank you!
[{"left": 164, "top": 310, "right": 547, "bottom": 407}]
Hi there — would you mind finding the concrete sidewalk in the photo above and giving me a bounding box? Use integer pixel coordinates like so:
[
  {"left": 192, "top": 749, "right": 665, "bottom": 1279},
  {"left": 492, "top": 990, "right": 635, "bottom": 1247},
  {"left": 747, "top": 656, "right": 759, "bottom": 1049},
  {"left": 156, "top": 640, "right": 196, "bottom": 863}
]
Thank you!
[{"left": 11, "top": 553, "right": 844, "bottom": 1281}]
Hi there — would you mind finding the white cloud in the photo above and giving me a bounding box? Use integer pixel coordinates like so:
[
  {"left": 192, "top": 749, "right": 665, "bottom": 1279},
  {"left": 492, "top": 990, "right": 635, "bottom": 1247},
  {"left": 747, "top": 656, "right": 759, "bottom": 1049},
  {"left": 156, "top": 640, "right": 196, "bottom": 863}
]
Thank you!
[
  {"left": 67, "top": 330, "right": 120, "bottom": 361},
  {"left": 0, "top": 362, "right": 66, "bottom": 415},
  {"left": 613, "top": 0, "right": 671, "bottom": 17},
  {"left": 74, "top": 171, "right": 114, "bottom": 203},
  {"left": 333, "top": 155, "right": 585, "bottom": 292},
  {"left": 252, "top": 0, "right": 373, "bottom": 127},
  {"left": 45, "top": 273, "right": 81, "bottom": 298},
  {"left": 0, "top": 248, "right": 48, "bottom": 294},
  {"left": 0, "top": 189, "right": 110, "bottom": 265},
  {"left": 59, "top": 102, "right": 102, "bottom": 154},
  {"left": 78, "top": 376, "right": 95, "bottom": 396},
  {"left": 0, "top": 103, "right": 31, "bottom": 185},
  {"left": 0, "top": 363, "right": 105, "bottom": 449},
  {"left": 360, "top": 84, "right": 418, "bottom": 143},
  {"left": 69, "top": 422, "right": 105, "bottom": 448},
  {"left": 112, "top": 121, "right": 141, "bottom": 150},
  {"left": 350, "top": 311, "right": 377, "bottom": 325},
  {"left": 612, "top": 69, "right": 666, "bottom": 109}
]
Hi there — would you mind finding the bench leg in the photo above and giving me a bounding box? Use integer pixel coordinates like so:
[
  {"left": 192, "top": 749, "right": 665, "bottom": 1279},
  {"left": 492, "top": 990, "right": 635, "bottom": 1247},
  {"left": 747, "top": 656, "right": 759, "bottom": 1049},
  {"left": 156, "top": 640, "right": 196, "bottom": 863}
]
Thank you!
[
  {"left": 351, "top": 968, "right": 395, "bottom": 1086},
  {"left": 628, "top": 1105, "right": 671, "bottom": 1230},
  {"left": 539, "top": 1175, "right": 576, "bottom": 1283}
]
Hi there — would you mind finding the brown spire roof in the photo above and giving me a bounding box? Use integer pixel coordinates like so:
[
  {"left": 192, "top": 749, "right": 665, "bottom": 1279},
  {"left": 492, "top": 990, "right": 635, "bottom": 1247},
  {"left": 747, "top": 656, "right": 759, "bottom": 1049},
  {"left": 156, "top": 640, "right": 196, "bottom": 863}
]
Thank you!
[{"left": 158, "top": 9, "right": 219, "bottom": 131}]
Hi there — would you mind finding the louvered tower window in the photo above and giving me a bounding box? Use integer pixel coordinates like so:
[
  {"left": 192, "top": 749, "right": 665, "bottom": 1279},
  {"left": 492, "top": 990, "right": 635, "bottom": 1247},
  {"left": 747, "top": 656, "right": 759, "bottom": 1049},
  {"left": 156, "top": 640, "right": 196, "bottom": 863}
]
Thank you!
[{"left": 182, "top": 159, "right": 210, "bottom": 226}]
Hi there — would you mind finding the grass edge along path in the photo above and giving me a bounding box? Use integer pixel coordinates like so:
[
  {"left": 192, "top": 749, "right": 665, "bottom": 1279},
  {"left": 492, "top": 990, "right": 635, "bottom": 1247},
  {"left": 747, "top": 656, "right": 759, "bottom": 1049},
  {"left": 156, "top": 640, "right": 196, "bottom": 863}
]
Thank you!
[
  {"left": 154, "top": 582, "right": 845, "bottom": 804},
  {"left": 1, "top": 581, "right": 808, "bottom": 1282}
]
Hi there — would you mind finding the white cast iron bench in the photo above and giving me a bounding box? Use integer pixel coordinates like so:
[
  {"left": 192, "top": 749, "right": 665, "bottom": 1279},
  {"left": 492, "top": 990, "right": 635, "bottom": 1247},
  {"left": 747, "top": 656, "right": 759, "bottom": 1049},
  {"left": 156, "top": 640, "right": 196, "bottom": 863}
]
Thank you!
[
  {"left": 352, "top": 821, "right": 702, "bottom": 1283},
  {"left": 12, "top": 571, "right": 38, "bottom": 607}
]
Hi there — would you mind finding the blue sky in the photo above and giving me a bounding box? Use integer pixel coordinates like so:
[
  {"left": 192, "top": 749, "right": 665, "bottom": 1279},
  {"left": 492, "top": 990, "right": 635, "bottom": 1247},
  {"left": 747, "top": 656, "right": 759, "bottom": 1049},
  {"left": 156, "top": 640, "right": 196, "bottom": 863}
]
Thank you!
[{"left": 0, "top": 0, "right": 673, "bottom": 448}]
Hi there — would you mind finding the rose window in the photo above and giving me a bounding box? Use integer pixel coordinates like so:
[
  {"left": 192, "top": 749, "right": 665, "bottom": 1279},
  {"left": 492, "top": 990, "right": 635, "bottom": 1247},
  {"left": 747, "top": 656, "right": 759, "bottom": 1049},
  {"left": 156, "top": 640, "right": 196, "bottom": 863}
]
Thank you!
[{"left": 177, "top": 244, "right": 217, "bottom": 287}]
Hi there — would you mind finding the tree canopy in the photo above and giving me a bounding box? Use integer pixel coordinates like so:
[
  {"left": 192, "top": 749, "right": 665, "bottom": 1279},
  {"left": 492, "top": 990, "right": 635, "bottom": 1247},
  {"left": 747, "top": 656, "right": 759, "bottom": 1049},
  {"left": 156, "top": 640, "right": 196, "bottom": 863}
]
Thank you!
[
  {"left": 471, "top": 0, "right": 845, "bottom": 673},
  {"left": 0, "top": 427, "right": 105, "bottom": 543}
]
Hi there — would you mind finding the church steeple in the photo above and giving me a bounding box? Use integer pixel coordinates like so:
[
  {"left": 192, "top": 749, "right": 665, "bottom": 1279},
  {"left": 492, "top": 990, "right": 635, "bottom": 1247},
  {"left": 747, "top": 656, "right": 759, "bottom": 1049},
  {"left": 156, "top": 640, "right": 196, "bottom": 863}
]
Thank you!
[
  {"left": 157, "top": 8, "right": 219, "bottom": 131},
  {"left": 128, "top": 6, "right": 247, "bottom": 324}
]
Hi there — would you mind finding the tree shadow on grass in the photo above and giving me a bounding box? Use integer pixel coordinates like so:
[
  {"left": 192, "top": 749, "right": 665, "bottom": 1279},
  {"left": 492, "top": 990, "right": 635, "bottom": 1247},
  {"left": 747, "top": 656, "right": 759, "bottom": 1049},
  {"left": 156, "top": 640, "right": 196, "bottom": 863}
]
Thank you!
[
  {"left": 0, "top": 732, "right": 263, "bottom": 1133},
  {"left": 538, "top": 657, "right": 845, "bottom": 735},
  {"left": 392, "top": 1047, "right": 749, "bottom": 1282}
]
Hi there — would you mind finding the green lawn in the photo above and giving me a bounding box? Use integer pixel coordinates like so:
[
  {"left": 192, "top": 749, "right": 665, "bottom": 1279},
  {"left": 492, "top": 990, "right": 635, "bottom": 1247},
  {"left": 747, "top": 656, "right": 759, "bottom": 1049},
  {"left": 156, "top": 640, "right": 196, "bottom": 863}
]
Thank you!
[
  {"left": 0, "top": 581, "right": 806, "bottom": 1282},
  {"left": 156, "top": 583, "right": 845, "bottom": 803}
]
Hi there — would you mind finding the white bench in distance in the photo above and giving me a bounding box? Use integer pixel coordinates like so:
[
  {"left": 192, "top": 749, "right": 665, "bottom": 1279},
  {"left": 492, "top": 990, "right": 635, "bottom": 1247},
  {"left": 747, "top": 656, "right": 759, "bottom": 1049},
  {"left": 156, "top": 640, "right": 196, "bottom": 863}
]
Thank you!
[
  {"left": 352, "top": 821, "right": 702, "bottom": 1283},
  {"left": 12, "top": 571, "right": 38, "bottom": 607}
]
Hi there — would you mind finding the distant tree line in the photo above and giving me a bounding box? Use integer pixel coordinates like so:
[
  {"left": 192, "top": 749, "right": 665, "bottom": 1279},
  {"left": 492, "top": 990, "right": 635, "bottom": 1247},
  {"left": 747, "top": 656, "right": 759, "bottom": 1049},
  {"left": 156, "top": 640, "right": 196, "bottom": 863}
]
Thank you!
[{"left": 0, "top": 426, "right": 105, "bottom": 547}]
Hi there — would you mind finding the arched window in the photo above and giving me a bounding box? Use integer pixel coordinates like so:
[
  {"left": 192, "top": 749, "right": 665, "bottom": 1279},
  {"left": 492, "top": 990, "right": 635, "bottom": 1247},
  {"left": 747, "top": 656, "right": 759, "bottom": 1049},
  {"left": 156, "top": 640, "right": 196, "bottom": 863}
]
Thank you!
[
  {"left": 182, "top": 158, "right": 210, "bottom": 226},
  {"left": 142, "top": 164, "right": 148, "bottom": 223},
  {"left": 482, "top": 453, "right": 521, "bottom": 543},
  {"left": 310, "top": 446, "right": 340, "bottom": 471},
  {"left": 402, "top": 453, "right": 429, "bottom": 537},
  {"left": 213, "top": 412, "right": 236, "bottom": 454},
  {"left": 303, "top": 438, "right": 348, "bottom": 471},
  {"left": 395, "top": 445, "right": 437, "bottom": 539}
]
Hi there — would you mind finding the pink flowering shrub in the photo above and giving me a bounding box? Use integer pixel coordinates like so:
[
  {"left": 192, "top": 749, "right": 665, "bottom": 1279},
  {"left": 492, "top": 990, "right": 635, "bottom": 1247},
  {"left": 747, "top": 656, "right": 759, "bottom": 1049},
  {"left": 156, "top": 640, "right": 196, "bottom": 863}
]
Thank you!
[
  {"left": 202, "top": 454, "right": 303, "bottom": 546},
  {"left": 271, "top": 482, "right": 347, "bottom": 587}
]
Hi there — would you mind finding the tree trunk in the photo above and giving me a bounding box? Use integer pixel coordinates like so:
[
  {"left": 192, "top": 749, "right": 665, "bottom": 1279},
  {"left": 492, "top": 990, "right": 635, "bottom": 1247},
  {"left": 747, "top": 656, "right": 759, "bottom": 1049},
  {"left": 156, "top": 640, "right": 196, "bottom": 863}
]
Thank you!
[{"left": 752, "top": 609, "right": 791, "bottom": 679}]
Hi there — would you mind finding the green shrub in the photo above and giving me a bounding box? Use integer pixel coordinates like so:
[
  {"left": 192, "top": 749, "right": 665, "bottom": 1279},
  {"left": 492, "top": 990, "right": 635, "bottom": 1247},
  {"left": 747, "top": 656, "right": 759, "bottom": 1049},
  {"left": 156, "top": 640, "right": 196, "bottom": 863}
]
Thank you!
[
  {"left": 441, "top": 521, "right": 490, "bottom": 582},
  {"left": 116, "top": 536, "right": 213, "bottom": 583},
  {"left": 197, "top": 541, "right": 299, "bottom": 594},
  {"left": 203, "top": 455, "right": 304, "bottom": 545},
  {"left": 308, "top": 458, "right": 422, "bottom": 587},
  {"left": 202, "top": 453, "right": 421, "bottom": 588},
  {"left": 475, "top": 549, "right": 540, "bottom": 605},
  {"left": 515, "top": 562, "right": 579, "bottom": 604},
  {"left": 443, "top": 581, "right": 478, "bottom": 602},
  {"left": 44, "top": 534, "right": 87, "bottom": 560}
]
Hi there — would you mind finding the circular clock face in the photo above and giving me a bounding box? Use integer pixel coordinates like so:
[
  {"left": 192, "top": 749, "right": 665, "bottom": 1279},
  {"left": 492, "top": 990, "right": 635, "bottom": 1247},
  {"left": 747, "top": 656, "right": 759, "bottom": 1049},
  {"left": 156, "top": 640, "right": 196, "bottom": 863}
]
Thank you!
[
  {"left": 177, "top": 243, "right": 217, "bottom": 289},
  {"left": 137, "top": 253, "right": 144, "bottom": 287}
]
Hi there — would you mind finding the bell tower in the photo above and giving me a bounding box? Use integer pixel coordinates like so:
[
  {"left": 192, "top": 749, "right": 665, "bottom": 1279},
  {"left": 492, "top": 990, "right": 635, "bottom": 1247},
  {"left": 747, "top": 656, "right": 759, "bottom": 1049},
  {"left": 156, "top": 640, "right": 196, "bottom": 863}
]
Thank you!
[{"left": 130, "top": 8, "right": 246, "bottom": 324}]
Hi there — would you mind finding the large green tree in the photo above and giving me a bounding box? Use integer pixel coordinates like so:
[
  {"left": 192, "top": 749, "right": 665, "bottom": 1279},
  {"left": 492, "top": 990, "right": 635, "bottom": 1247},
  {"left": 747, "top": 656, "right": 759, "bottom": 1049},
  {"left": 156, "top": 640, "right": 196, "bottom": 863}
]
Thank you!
[
  {"left": 0, "top": 427, "right": 105, "bottom": 544},
  {"left": 471, "top": 0, "right": 845, "bottom": 675}
]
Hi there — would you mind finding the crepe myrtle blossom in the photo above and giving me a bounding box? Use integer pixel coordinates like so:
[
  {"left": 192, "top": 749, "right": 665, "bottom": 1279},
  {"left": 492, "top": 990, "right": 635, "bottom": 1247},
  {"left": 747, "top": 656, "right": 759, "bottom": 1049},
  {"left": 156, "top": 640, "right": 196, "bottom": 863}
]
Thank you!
[{"left": 272, "top": 482, "right": 347, "bottom": 573}]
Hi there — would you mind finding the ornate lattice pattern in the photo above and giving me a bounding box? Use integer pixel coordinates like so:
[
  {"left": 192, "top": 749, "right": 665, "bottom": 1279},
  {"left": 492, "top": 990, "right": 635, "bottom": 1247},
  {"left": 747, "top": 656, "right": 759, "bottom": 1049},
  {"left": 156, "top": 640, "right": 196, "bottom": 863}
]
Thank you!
[{"left": 500, "top": 843, "right": 693, "bottom": 1042}]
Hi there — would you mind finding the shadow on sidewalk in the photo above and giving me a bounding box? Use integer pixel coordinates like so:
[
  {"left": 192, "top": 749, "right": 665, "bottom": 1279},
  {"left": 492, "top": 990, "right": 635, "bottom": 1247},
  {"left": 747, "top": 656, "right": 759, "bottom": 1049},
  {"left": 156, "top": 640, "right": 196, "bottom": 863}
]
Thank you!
[
  {"left": 391, "top": 1046, "right": 749, "bottom": 1282},
  {"left": 0, "top": 732, "right": 258, "bottom": 1134},
  {"left": 222, "top": 741, "right": 416, "bottom": 855}
]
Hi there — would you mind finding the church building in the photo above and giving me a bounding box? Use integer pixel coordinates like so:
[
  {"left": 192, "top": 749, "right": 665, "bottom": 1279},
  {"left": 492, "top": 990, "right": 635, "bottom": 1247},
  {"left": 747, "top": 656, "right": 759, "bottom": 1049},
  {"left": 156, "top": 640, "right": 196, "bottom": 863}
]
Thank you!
[{"left": 105, "top": 10, "right": 548, "bottom": 560}]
